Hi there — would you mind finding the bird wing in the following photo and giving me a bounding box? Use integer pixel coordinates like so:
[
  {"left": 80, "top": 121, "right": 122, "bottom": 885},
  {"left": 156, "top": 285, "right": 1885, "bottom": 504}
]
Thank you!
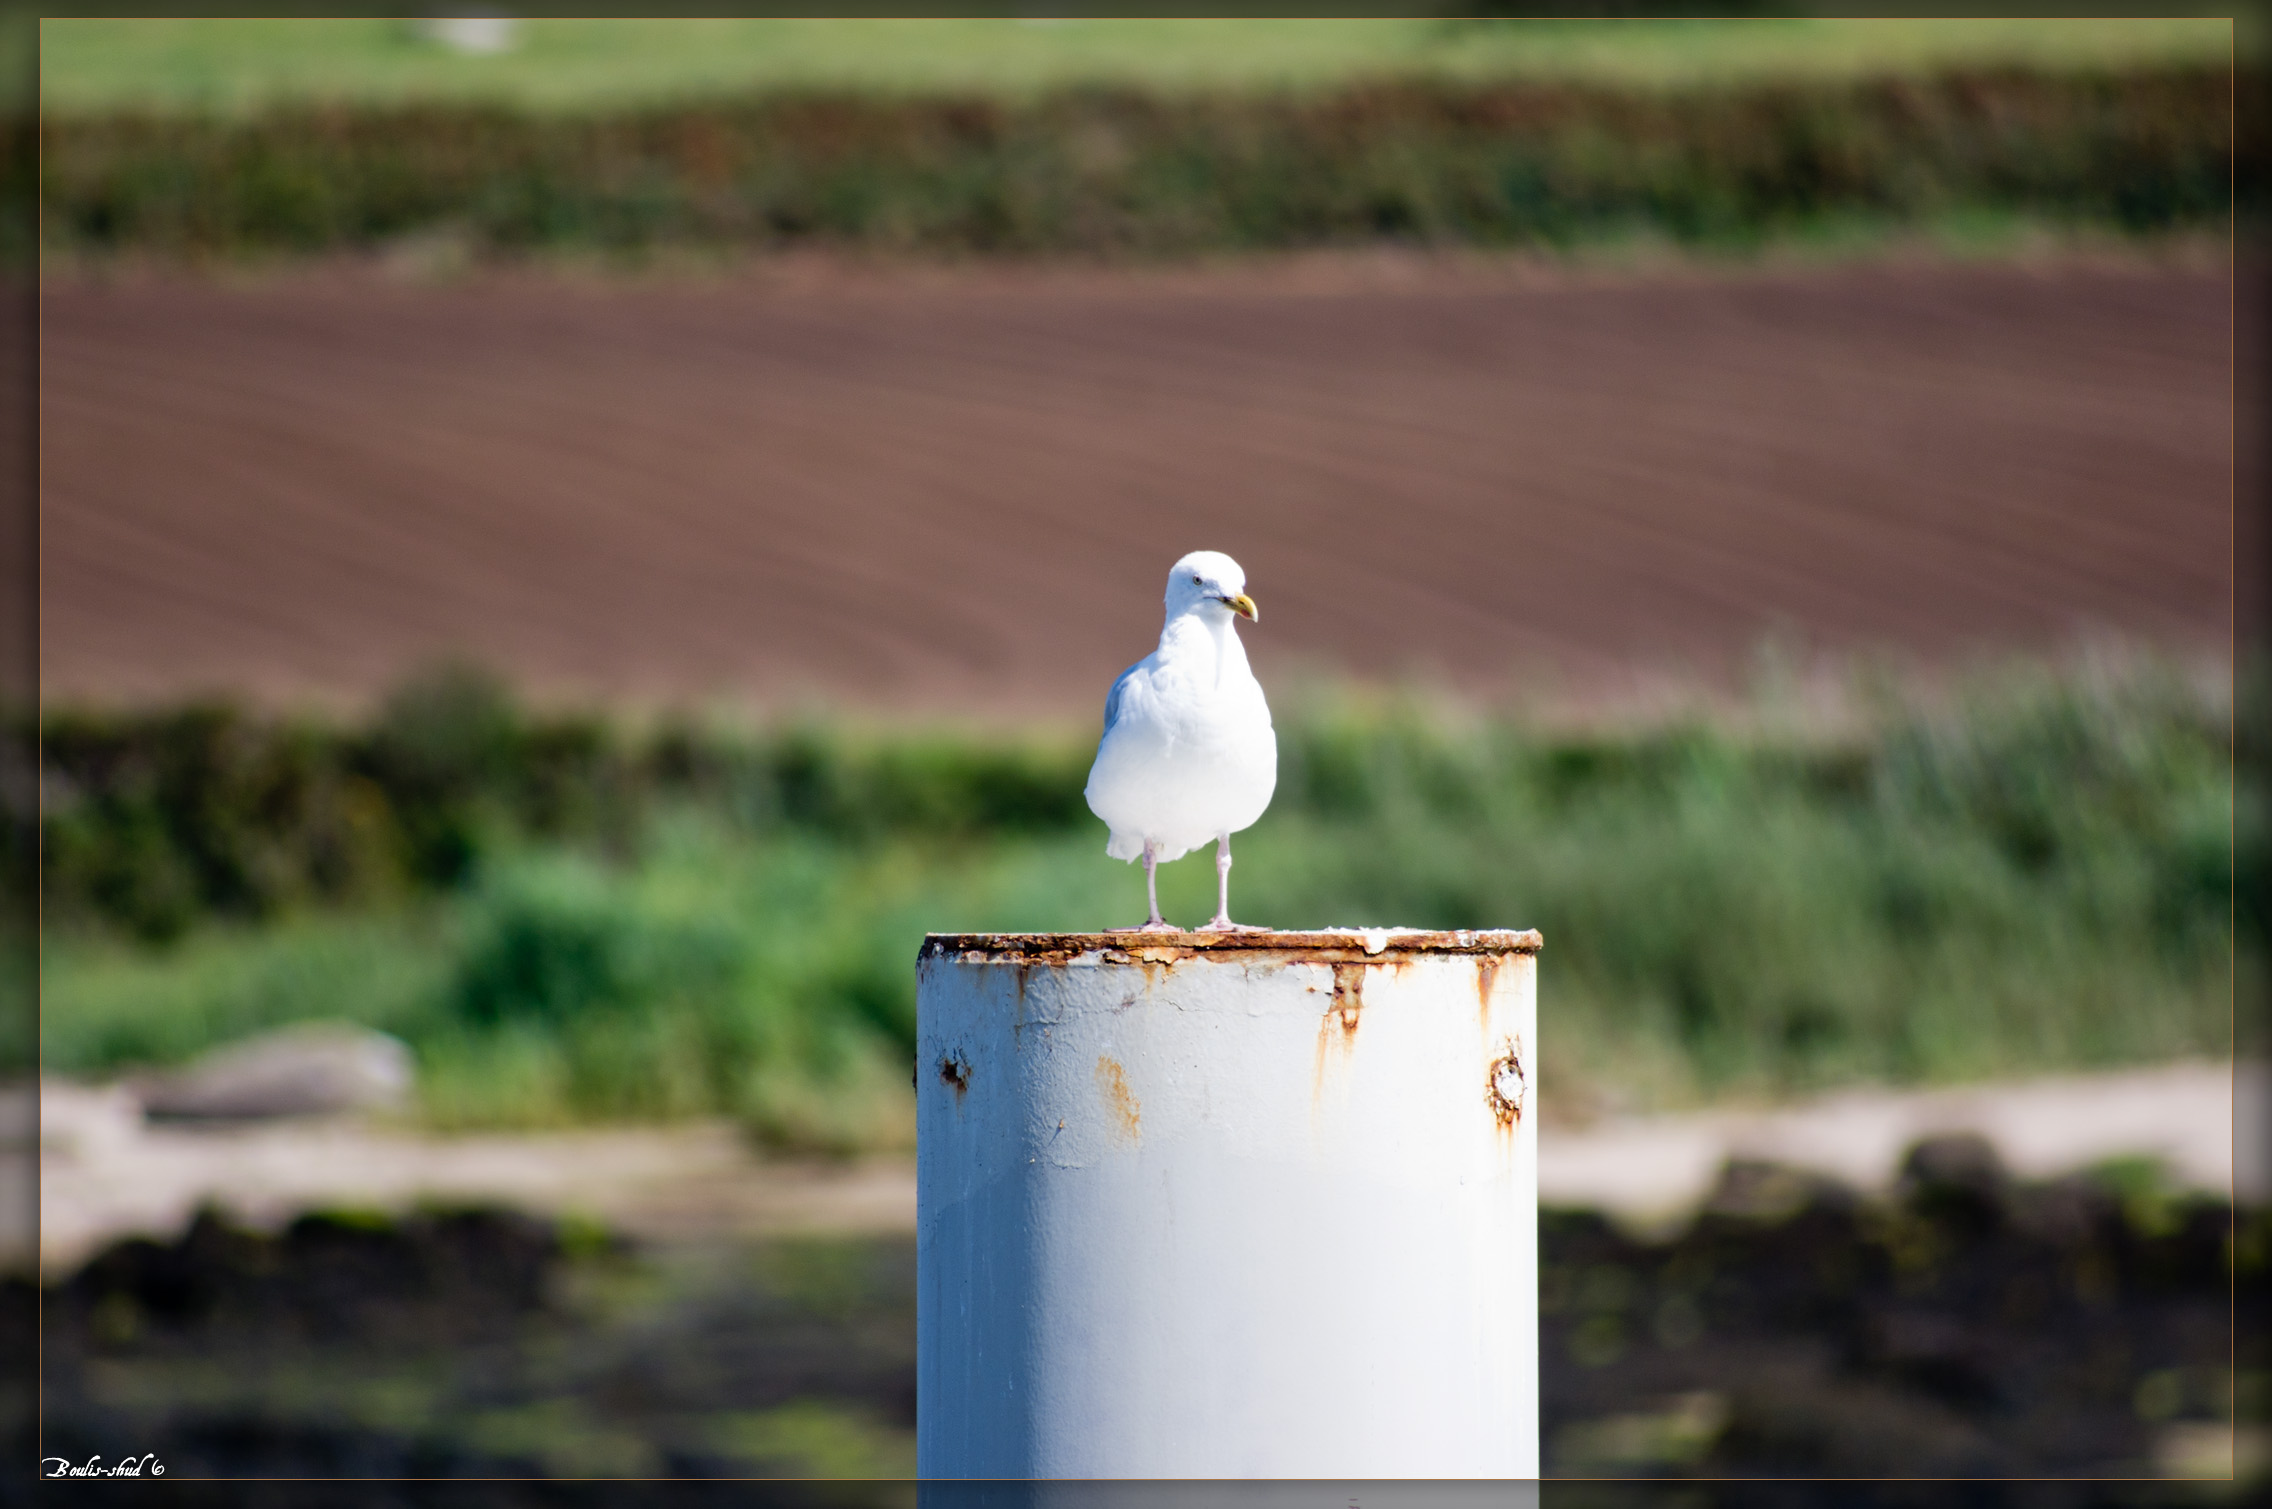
[{"left": 1101, "top": 657, "right": 1147, "bottom": 738}]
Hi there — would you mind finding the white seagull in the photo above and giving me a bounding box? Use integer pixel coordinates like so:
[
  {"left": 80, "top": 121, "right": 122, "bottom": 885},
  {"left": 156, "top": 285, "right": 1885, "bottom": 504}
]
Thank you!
[{"left": 1085, "top": 550, "right": 1278, "bottom": 933}]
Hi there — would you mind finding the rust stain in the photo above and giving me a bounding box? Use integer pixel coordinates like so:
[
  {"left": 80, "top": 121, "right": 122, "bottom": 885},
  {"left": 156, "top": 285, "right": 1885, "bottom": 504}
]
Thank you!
[
  {"left": 1485, "top": 1036, "right": 1526, "bottom": 1131},
  {"left": 1330, "top": 962, "right": 1367, "bottom": 1034},
  {"left": 1095, "top": 1056, "right": 1142, "bottom": 1143},
  {"left": 919, "top": 930, "right": 1540, "bottom": 967},
  {"left": 938, "top": 1050, "right": 972, "bottom": 1101},
  {"left": 1311, "top": 962, "right": 1370, "bottom": 1105},
  {"left": 1131, "top": 945, "right": 1198, "bottom": 995},
  {"left": 1476, "top": 953, "right": 1507, "bottom": 1028}
]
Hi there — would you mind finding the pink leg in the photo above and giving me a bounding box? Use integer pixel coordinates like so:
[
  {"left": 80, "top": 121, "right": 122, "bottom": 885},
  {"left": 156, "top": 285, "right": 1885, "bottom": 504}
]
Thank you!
[
  {"left": 1110, "top": 839, "right": 1181, "bottom": 933},
  {"left": 1198, "top": 833, "right": 1265, "bottom": 933}
]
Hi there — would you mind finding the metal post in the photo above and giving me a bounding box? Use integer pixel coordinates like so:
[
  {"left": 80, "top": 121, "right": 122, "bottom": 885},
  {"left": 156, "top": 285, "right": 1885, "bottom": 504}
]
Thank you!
[{"left": 917, "top": 929, "right": 1541, "bottom": 1478}]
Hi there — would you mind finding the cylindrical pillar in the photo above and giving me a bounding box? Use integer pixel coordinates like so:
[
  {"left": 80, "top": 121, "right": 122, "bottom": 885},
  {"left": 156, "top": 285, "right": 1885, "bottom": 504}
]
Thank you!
[{"left": 917, "top": 929, "right": 1541, "bottom": 1478}]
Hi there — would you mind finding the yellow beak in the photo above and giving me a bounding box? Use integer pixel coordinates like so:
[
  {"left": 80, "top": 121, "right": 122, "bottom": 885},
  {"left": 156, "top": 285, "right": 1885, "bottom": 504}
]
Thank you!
[{"left": 1228, "top": 593, "right": 1258, "bottom": 622}]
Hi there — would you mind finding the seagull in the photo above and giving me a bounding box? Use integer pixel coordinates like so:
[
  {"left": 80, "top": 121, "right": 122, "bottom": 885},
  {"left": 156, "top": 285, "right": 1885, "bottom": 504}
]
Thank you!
[{"left": 1085, "top": 550, "right": 1278, "bottom": 933}]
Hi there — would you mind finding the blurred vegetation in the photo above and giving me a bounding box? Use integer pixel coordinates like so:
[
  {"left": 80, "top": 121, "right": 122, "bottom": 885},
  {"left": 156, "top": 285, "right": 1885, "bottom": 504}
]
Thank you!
[
  {"left": 0, "top": 704, "right": 27, "bottom": 1076},
  {"left": 39, "top": 68, "right": 2233, "bottom": 264},
  {"left": 35, "top": 18, "right": 2236, "bottom": 116},
  {"left": 41, "top": 1205, "right": 924, "bottom": 1479},
  {"left": 33, "top": 657, "right": 2251, "bottom": 1148}
]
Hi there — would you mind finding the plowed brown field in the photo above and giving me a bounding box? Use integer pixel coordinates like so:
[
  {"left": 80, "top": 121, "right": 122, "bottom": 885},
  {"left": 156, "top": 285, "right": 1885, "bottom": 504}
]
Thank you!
[{"left": 39, "top": 257, "right": 2241, "bottom": 715}]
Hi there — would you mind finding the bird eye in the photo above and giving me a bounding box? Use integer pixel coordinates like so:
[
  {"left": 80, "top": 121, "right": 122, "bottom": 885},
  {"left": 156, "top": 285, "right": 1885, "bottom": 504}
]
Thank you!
[{"left": 1192, "top": 575, "right": 1203, "bottom": 585}]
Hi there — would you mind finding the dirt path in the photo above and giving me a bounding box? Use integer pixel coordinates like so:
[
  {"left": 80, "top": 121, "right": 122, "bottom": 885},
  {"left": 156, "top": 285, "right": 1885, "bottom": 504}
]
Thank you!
[
  {"left": 39, "top": 256, "right": 2239, "bottom": 713},
  {"left": 20, "top": 1058, "right": 2257, "bottom": 1275}
]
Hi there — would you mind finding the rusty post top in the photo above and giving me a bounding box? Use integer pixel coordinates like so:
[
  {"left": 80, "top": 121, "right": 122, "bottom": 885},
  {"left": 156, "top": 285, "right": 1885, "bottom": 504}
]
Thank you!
[{"left": 919, "top": 928, "right": 1541, "bottom": 965}]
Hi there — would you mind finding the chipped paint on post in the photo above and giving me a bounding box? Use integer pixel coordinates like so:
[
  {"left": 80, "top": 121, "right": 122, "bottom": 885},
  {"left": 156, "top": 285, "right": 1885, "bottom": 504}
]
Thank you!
[{"left": 917, "top": 929, "right": 1542, "bottom": 1478}]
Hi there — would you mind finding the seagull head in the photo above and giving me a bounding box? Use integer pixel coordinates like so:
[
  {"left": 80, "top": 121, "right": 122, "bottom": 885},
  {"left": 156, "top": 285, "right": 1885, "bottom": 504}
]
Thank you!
[{"left": 1166, "top": 550, "right": 1258, "bottom": 623}]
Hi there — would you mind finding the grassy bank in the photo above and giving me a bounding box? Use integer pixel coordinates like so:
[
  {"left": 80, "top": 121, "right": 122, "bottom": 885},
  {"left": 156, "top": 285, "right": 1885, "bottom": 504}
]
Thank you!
[
  {"left": 36, "top": 18, "right": 2237, "bottom": 116},
  {"left": 35, "top": 658, "right": 2249, "bottom": 1146},
  {"left": 39, "top": 68, "right": 2233, "bottom": 264}
]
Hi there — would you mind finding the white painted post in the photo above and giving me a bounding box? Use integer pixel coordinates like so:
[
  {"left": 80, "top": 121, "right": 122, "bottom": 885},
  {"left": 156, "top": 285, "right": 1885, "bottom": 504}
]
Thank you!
[{"left": 917, "top": 929, "right": 1541, "bottom": 1478}]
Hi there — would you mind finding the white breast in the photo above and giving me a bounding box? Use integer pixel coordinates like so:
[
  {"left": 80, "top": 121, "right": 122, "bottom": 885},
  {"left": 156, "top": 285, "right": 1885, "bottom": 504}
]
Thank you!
[{"left": 1085, "top": 618, "right": 1277, "bottom": 864}]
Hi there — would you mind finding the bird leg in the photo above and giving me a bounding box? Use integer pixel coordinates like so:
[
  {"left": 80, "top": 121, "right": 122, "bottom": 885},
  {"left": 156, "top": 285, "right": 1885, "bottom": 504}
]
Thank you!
[
  {"left": 1198, "top": 833, "right": 1265, "bottom": 933},
  {"left": 1111, "top": 839, "right": 1181, "bottom": 933}
]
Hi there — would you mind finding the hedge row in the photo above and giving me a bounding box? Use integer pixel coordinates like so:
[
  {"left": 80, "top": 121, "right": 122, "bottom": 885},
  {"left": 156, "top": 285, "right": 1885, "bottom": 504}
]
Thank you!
[
  {"left": 41, "top": 68, "right": 2235, "bottom": 259},
  {"left": 34, "top": 661, "right": 2253, "bottom": 962},
  {"left": 34, "top": 669, "right": 1091, "bottom": 940}
]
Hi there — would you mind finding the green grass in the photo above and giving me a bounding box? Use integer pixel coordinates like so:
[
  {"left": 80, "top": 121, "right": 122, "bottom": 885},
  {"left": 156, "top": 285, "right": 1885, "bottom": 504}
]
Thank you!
[
  {"left": 36, "top": 656, "right": 2249, "bottom": 1144},
  {"left": 37, "top": 908, "right": 453, "bottom": 1077},
  {"left": 708, "top": 1400, "right": 917, "bottom": 1480},
  {"left": 35, "top": 17, "right": 2237, "bottom": 117}
]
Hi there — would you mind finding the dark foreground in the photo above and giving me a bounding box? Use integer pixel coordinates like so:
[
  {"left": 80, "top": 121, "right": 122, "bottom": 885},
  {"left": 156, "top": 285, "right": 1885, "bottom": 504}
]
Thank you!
[{"left": 26, "top": 1138, "right": 2261, "bottom": 1496}]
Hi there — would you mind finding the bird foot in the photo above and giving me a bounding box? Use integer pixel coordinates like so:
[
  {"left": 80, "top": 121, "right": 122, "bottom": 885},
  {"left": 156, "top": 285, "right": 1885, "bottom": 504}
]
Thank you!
[
  {"left": 1197, "top": 918, "right": 1269, "bottom": 934},
  {"left": 1108, "top": 921, "right": 1185, "bottom": 934}
]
